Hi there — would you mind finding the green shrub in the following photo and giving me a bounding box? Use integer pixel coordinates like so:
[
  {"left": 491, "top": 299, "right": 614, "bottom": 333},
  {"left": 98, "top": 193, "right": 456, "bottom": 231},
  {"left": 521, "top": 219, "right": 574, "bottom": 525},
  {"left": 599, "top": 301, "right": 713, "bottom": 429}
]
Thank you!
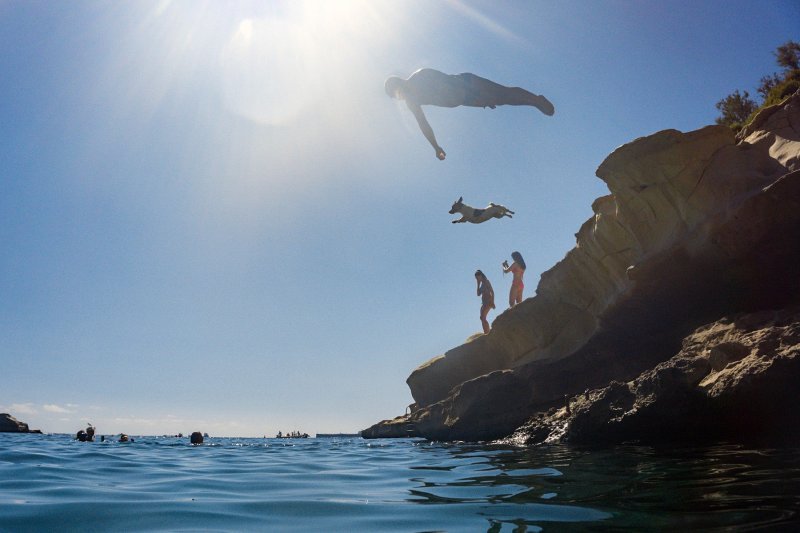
[
  {"left": 715, "top": 90, "right": 757, "bottom": 130},
  {"left": 762, "top": 78, "right": 800, "bottom": 108},
  {"left": 716, "top": 42, "right": 800, "bottom": 131}
]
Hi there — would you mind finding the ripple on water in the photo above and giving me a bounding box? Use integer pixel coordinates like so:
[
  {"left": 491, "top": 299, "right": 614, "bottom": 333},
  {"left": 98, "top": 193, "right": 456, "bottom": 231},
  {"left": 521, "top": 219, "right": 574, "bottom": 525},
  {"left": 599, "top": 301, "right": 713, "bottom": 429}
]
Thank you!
[{"left": 0, "top": 434, "right": 798, "bottom": 531}]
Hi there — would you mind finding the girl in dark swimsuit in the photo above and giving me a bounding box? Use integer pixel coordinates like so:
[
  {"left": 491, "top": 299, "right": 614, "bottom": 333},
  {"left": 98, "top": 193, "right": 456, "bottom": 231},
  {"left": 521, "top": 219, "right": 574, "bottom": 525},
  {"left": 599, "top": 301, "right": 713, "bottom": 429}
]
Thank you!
[{"left": 475, "top": 270, "right": 495, "bottom": 334}]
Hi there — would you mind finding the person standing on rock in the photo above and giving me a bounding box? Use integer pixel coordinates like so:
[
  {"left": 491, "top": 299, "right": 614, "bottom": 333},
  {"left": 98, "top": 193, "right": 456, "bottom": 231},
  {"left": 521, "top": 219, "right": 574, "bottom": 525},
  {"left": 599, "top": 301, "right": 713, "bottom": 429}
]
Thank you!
[
  {"left": 385, "top": 68, "right": 555, "bottom": 160},
  {"left": 502, "top": 251, "right": 526, "bottom": 307},
  {"left": 475, "top": 270, "right": 496, "bottom": 334}
]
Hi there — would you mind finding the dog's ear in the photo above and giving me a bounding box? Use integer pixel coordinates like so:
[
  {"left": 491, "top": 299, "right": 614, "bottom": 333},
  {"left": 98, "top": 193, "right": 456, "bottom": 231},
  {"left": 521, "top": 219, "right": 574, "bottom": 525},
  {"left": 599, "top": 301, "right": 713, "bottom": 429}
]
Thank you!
[{"left": 458, "top": 196, "right": 463, "bottom": 203}]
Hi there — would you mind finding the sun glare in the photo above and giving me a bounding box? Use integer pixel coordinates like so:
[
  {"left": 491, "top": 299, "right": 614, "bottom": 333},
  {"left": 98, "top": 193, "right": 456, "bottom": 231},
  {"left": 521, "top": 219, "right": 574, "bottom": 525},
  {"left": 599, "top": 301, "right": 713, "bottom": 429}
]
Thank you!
[
  {"left": 444, "top": 0, "right": 526, "bottom": 45},
  {"left": 85, "top": 0, "right": 411, "bottom": 217},
  {"left": 219, "top": 1, "right": 390, "bottom": 126},
  {"left": 220, "top": 16, "right": 317, "bottom": 125}
]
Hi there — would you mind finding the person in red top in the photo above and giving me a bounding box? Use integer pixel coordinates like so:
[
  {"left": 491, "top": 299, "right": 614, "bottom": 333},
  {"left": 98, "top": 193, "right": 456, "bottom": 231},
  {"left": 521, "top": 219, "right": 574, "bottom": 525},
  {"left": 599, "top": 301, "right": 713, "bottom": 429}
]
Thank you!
[
  {"left": 475, "top": 270, "right": 496, "bottom": 334},
  {"left": 502, "top": 251, "right": 526, "bottom": 307},
  {"left": 385, "top": 68, "right": 554, "bottom": 160}
]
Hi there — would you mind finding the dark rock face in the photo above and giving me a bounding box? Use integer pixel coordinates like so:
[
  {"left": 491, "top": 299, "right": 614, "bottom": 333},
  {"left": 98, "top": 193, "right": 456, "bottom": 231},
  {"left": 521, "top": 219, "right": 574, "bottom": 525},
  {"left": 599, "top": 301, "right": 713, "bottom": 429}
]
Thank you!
[
  {"left": 0, "top": 413, "right": 40, "bottom": 433},
  {"left": 363, "top": 91, "right": 800, "bottom": 444},
  {"left": 507, "top": 307, "right": 800, "bottom": 445}
]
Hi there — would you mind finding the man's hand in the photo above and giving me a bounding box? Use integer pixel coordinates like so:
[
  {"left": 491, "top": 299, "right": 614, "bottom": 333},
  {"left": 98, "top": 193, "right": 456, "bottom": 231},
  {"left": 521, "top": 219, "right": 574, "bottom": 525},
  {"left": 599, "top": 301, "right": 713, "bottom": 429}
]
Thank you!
[{"left": 436, "top": 147, "right": 446, "bottom": 160}]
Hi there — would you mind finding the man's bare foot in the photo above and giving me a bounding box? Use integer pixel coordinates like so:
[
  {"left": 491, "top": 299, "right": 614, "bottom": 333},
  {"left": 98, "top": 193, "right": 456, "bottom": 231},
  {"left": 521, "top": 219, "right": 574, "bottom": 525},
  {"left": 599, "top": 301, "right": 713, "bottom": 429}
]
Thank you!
[{"left": 532, "top": 94, "right": 554, "bottom": 116}]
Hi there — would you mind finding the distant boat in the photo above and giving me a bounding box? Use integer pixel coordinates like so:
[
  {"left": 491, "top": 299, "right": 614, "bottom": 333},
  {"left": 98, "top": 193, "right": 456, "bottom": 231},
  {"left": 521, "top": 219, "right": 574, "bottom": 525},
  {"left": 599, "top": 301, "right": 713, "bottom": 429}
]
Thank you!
[{"left": 275, "top": 432, "right": 309, "bottom": 439}]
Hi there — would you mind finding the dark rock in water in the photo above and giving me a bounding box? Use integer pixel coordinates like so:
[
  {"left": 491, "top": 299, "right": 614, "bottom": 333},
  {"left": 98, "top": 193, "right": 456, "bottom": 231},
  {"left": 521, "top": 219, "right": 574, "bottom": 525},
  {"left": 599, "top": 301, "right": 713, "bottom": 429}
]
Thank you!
[
  {"left": 190, "top": 432, "right": 204, "bottom": 444},
  {"left": 363, "top": 91, "right": 800, "bottom": 444},
  {"left": 361, "top": 414, "right": 418, "bottom": 439},
  {"left": 0, "top": 413, "right": 41, "bottom": 433}
]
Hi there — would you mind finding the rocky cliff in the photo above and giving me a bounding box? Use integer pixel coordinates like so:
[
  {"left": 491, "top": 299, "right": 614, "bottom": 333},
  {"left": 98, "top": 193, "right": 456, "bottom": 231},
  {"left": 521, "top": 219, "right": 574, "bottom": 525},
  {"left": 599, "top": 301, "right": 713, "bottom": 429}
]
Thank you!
[
  {"left": 364, "top": 90, "right": 800, "bottom": 443},
  {"left": 0, "top": 413, "right": 41, "bottom": 433},
  {"left": 506, "top": 306, "right": 800, "bottom": 446}
]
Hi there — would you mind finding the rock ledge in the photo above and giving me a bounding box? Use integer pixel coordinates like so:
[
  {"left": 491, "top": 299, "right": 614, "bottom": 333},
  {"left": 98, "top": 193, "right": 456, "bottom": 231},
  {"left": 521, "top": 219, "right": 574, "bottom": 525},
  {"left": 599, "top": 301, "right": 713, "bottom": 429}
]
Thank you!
[{"left": 0, "top": 413, "right": 41, "bottom": 433}]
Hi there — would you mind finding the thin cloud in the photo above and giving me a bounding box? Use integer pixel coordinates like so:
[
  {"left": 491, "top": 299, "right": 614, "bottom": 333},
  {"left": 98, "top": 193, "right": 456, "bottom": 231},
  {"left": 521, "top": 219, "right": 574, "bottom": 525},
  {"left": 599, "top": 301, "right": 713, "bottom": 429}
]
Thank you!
[
  {"left": 8, "top": 403, "right": 37, "bottom": 415},
  {"left": 43, "top": 404, "right": 73, "bottom": 414}
]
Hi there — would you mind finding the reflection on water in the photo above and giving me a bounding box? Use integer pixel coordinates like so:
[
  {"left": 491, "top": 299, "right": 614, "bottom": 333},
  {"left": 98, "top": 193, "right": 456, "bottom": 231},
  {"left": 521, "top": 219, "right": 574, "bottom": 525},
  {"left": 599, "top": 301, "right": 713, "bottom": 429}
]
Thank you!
[{"left": 0, "top": 434, "right": 798, "bottom": 531}]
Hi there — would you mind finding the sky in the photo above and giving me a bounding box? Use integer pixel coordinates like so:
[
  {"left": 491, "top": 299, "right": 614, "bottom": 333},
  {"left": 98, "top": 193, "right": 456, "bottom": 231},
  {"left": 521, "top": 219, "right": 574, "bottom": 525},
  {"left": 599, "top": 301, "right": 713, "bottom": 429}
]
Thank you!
[{"left": 1, "top": 0, "right": 798, "bottom": 437}]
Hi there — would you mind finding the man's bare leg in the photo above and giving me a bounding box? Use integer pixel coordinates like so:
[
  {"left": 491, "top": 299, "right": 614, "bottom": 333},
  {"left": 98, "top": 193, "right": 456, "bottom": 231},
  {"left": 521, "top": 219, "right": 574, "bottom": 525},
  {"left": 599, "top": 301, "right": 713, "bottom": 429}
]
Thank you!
[{"left": 464, "top": 74, "right": 555, "bottom": 115}]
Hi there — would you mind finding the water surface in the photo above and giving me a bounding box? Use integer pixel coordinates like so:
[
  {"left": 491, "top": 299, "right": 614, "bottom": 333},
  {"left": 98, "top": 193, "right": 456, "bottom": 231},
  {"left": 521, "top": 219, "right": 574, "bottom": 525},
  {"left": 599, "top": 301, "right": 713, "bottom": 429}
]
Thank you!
[{"left": 0, "top": 434, "right": 798, "bottom": 531}]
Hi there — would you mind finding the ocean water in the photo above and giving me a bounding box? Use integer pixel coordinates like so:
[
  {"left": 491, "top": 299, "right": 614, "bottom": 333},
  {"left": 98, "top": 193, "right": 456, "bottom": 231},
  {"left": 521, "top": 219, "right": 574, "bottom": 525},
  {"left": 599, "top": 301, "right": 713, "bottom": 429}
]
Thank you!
[{"left": 0, "top": 434, "right": 798, "bottom": 532}]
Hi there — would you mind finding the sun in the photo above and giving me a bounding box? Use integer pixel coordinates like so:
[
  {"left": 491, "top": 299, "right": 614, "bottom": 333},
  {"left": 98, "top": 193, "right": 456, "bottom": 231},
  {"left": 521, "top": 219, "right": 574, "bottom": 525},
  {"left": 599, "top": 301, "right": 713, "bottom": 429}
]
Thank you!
[{"left": 219, "top": 0, "right": 391, "bottom": 126}]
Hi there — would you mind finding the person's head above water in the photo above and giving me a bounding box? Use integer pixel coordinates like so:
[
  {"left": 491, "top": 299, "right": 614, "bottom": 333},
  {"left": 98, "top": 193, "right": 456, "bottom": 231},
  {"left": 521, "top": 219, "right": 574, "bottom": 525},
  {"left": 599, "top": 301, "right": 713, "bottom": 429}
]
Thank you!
[{"left": 384, "top": 76, "right": 405, "bottom": 99}]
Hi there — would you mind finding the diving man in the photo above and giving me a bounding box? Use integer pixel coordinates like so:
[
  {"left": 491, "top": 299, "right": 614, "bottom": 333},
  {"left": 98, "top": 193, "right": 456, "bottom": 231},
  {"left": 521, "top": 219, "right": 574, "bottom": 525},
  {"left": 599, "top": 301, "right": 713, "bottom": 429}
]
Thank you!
[{"left": 385, "top": 68, "right": 554, "bottom": 160}]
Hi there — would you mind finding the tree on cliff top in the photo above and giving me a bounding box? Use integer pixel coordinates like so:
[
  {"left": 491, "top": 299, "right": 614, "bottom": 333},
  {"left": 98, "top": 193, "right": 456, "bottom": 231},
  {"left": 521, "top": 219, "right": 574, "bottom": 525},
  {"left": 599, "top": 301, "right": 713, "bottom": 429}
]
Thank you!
[
  {"left": 714, "top": 90, "right": 757, "bottom": 130},
  {"left": 775, "top": 40, "right": 800, "bottom": 70},
  {"left": 716, "top": 40, "right": 800, "bottom": 131}
]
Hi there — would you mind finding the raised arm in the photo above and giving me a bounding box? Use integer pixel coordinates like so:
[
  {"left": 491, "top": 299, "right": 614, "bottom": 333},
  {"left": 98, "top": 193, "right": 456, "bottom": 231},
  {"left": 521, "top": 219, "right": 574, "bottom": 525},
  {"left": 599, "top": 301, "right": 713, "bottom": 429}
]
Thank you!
[{"left": 406, "top": 101, "right": 446, "bottom": 160}]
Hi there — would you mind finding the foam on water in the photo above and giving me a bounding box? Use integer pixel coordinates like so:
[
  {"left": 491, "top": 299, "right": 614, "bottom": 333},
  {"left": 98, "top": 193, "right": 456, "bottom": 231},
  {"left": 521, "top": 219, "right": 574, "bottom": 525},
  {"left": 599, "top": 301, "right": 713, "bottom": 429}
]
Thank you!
[{"left": 0, "top": 434, "right": 798, "bottom": 531}]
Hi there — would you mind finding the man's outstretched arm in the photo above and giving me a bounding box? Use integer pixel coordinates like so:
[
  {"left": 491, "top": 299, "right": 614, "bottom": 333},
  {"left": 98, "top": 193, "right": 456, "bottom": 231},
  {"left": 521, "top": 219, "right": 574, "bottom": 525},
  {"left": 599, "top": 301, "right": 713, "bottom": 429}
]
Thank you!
[{"left": 407, "top": 102, "right": 446, "bottom": 160}]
